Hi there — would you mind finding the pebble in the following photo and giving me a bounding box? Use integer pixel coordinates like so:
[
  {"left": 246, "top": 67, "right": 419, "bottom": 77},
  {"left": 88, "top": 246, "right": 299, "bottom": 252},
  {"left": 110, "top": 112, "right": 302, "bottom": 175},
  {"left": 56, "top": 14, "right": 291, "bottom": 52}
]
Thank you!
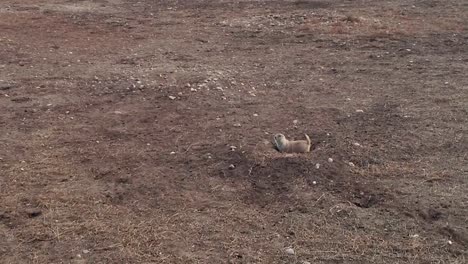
[
  {"left": 328, "top": 158, "right": 333, "bottom": 163},
  {"left": 355, "top": 109, "right": 364, "bottom": 113},
  {"left": 301, "top": 261, "right": 311, "bottom": 264},
  {"left": 348, "top": 162, "right": 355, "bottom": 167},
  {"left": 25, "top": 208, "right": 42, "bottom": 218},
  {"left": 353, "top": 142, "right": 361, "bottom": 147},
  {"left": 448, "top": 240, "right": 453, "bottom": 245},
  {"left": 190, "top": 88, "right": 197, "bottom": 92},
  {"left": 233, "top": 123, "right": 241, "bottom": 127},
  {"left": 284, "top": 247, "right": 295, "bottom": 255},
  {"left": 228, "top": 164, "right": 235, "bottom": 170},
  {"left": 168, "top": 95, "right": 176, "bottom": 100},
  {"left": 315, "top": 163, "right": 320, "bottom": 169},
  {"left": 82, "top": 250, "right": 90, "bottom": 254},
  {"left": 312, "top": 181, "right": 317, "bottom": 185},
  {"left": 293, "top": 120, "right": 298, "bottom": 125},
  {"left": 170, "top": 151, "right": 176, "bottom": 155},
  {"left": 253, "top": 113, "right": 258, "bottom": 117},
  {"left": 229, "top": 146, "right": 237, "bottom": 151}
]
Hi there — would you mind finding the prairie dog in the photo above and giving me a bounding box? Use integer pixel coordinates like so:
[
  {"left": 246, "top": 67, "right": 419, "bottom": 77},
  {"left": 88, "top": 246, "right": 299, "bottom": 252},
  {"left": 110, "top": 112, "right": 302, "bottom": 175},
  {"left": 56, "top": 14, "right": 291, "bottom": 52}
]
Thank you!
[{"left": 273, "top": 134, "right": 311, "bottom": 153}]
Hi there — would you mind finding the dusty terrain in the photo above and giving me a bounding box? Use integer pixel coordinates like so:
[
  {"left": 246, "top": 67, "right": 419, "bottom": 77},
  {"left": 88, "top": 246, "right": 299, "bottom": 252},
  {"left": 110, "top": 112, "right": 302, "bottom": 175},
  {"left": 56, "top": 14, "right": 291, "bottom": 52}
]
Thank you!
[{"left": 1, "top": 0, "right": 467, "bottom": 263}]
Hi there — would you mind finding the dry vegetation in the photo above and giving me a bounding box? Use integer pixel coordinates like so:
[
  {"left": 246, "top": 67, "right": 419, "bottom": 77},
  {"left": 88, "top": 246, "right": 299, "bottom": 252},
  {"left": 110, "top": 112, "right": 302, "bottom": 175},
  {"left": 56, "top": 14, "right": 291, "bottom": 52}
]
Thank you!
[{"left": 0, "top": 0, "right": 467, "bottom": 263}]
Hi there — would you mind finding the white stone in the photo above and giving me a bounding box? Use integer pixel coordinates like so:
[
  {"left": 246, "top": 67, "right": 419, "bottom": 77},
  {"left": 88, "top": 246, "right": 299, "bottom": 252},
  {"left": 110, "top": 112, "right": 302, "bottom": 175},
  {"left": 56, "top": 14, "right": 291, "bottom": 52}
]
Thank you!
[{"left": 285, "top": 247, "right": 295, "bottom": 255}]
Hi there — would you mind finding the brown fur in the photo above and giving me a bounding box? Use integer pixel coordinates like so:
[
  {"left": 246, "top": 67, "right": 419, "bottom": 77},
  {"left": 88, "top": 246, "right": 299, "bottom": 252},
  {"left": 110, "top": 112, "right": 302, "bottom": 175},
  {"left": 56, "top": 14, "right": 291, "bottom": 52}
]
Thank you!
[{"left": 273, "top": 134, "right": 311, "bottom": 153}]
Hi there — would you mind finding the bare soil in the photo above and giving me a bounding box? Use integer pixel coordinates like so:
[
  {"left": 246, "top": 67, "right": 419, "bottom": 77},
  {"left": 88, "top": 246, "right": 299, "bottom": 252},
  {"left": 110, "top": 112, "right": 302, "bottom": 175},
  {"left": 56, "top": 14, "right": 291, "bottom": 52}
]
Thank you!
[{"left": 1, "top": 0, "right": 467, "bottom": 263}]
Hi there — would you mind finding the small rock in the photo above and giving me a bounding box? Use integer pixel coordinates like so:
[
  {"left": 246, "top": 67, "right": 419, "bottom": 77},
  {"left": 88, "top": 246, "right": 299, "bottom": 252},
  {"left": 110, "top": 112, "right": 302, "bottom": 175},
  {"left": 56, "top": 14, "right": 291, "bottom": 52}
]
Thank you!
[
  {"left": 301, "top": 261, "right": 311, "bottom": 264},
  {"left": 190, "top": 88, "right": 197, "bottom": 92},
  {"left": 170, "top": 151, "right": 176, "bottom": 155},
  {"left": 411, "top": 234, "right": 419, "bottom": 238},
  {"left": 25, "top": 208, "right": 42, "bottom": 218},
  {"left": 215, "top": 87, "right": 223, "bottom": 91},
  {"left": 228, "top": 164, "right": 235, "bottom": 170},
  {"left": 448, "top": 240, "right": 453, "bottom": 245},
  {"left": 328, "top": 158, "right": 333, "bottom": 163},
  {"left": 315, "top": 163, "right": 320, "bottom": 169},
  {"left": 293, "top": 120, "right": 298, "bottom": 125},
  {"left": 229, "top": 146, "right": 237, "bottom": 151},
  {"left": 312, "top": 181, "right": 317, "bottom": 185},
  {"left": 253, "top": 113, "right": 258, "bottom": 117},
  {"left": 168, "top": 95, "right": 176, "bottom": 100},
  {"left": 233, "top": 123, "right": 241, "bottom": 127},
  {"left": 82, "top": 249, "right": 90, "bottom": 254},
  {"left": 348, "top": 162, "right": 355, "bottom": 167},
  {"left": 0, "top": 84, "right": 13, "bottom": 91},
  {"left": 355, "top": 109, "right": 364, "bottom": 113},
  {"left": 284, "top": 247, "right": 295, "bottom": 255},
  {"left": 353, "top": 142, "right": 361, "bottom": 147}
]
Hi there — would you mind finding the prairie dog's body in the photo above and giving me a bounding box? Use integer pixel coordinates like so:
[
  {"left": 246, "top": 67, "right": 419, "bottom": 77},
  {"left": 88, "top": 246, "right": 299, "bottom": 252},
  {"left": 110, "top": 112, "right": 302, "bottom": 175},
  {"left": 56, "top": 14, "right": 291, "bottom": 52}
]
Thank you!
[{"left": 274, "top": 134, "right": 311, "bottom": 153}]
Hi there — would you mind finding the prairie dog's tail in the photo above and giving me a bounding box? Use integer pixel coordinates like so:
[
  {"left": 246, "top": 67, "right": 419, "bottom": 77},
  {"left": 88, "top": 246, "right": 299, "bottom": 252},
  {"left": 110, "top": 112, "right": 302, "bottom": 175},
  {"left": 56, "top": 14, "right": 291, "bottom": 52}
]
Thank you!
[{"left": 304, "top": 134, "right": 311, "bottom": 146}]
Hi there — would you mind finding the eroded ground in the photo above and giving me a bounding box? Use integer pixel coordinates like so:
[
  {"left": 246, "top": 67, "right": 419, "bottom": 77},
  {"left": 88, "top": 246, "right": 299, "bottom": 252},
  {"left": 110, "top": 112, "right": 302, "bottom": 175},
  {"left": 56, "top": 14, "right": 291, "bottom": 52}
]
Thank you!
[{"left": 0, "top": 0, "right": 467, "bottom": 263}]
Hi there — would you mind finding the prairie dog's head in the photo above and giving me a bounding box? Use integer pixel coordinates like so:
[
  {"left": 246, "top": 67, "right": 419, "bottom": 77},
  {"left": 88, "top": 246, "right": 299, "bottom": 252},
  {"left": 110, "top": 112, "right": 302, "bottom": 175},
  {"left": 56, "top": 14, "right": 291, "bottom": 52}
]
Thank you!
[{"left": 273, "top": 134, "right": 288, "bottom": 150}]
